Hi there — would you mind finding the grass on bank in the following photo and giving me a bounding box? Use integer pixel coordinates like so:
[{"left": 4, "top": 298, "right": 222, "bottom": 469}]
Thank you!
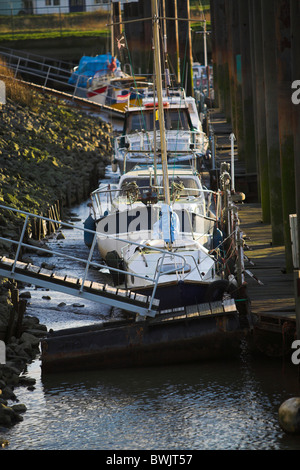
[
  {"left": 0, "top": 58, "right": 40, "bottom": 107},
  {"left": 0, "top": 29, "right": 110, "bottom": 42},
  {"left": 0, "top": 4, "right": 210, "bottom": 42}
]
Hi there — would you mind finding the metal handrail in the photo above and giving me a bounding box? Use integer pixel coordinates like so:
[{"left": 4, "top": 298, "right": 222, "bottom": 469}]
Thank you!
[
  {"left": 0, "top": 52, "right": 92, "bottom": 99},
  {"left": 0, "top": 204, "right": 190, "bottom": 310},
  {"left": 90, "top": 185, "right": 219, "bottom": 224},
  {"left": 91, "top": 184, "right": 218, "bottom": 198}
]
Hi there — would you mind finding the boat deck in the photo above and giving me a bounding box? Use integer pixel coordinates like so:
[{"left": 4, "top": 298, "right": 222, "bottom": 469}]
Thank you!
[{"left": 239, "top": 203, "right": 295, "bottom": 323}]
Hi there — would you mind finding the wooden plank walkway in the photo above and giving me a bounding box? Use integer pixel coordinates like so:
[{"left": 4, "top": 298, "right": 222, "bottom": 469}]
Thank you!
[
  {"left": 208, "top": 108, "right": 296, "bottom": 334},
  {"left": 208, "top": 109, "right": 258, "bottom": 202},
  {"left": 0, "top": 256, "right": 160, "bottom": 317},
  {"left": 239, "top": 203, "right": 295, "bottom": 322}
]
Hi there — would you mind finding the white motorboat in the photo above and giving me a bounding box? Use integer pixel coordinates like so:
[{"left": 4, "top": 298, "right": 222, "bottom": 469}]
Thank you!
[
  {"left": 86, "top": 69, "right": 152, "bottom": 111},
  {"left": 113, "top": 87, "right": 209, "bottom": 173}
]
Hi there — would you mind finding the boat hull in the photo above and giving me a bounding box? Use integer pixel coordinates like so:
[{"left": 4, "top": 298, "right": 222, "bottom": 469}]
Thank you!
[
  {"left": 131, "top": 280, "right": 222, "bottom": 310},
  {"left": 41, "top": 310, "right": 242, "bottom": 373}
]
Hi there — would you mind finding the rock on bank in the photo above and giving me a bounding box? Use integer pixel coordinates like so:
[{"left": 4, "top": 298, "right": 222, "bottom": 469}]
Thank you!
[{"left": 0, "top": 88, "right": 114, "bottom": 438}]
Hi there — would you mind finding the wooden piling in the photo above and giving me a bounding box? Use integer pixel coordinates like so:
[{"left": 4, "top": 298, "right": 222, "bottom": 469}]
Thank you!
[
  {"left": 274, "top": 0, "right": 296, "bottom": 272},
  {"left": 250, "top": 0, "right": 270, "bottom": 223},
  {"left": 210, "top": 0, "right": 231, "bottom": 118},
  {"left": 290, "top": 0, "right": 300, "bottom": 339},
  {"left": 238, "top": 0, "right": 256, "bottom": 175},
  {"left": 260, "top": 0, "right": 284, "bottom": 246},
  {"left": 224, "top": 0, "right": 243, "bottom": 149}
]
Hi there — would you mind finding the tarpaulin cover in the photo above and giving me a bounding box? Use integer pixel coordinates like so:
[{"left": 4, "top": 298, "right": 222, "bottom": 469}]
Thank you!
[{"left": 68, "top": 54, "right": 120, "bottom": 87}]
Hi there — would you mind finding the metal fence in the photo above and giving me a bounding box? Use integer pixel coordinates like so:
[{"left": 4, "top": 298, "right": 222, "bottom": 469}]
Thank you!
[
  {"left": 0, "top": 1, "right": 111, "bottom": 16},
  {"left": 0, "top": 3, "right": 111, "bottom": 38}
]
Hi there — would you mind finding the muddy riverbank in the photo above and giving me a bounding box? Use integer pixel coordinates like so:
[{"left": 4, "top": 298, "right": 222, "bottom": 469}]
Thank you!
[{"left": 0, "top": 84, "right": 113, "bottom": 438}]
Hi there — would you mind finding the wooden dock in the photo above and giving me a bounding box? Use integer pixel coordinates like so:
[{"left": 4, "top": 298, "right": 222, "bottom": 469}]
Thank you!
[
  {"left": 208, "top": 109, "right": 296, "bottom": 356},
  {"left": 239, "top": 203, "right": 295, "bottom": 318}
]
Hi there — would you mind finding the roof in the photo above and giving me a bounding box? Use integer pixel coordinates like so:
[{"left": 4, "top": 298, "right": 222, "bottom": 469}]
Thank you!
[{"left": 119, "top": 164, "right": 200, "bottom": 179}]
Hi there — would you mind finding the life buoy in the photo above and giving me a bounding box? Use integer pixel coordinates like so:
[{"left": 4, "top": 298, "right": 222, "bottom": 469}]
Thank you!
[
  {"left": 144, "top": 101, "right": 169, "bottom": 108},
  {"left": 205, "top": 279, "right": 235, "bottom": 302}
]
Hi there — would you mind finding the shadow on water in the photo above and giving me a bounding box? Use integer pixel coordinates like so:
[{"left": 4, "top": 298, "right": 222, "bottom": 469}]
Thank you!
[{"left": 33, "top": 340, "right": 300, "bottom": 451}]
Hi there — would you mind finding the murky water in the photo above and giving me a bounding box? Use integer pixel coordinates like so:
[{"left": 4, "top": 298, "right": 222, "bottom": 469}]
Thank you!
[{"left": 2, "top": 167, "right": 300, "bottom": 451}]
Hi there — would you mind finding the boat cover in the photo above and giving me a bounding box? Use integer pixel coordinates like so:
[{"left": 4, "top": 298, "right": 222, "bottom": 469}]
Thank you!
[{"left": 68, "top": 54, "right": 120, "bottom": 87}]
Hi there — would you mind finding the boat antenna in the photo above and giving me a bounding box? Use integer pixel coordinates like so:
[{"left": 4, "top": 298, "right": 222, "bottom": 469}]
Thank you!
[{"left": 161, "top": 0, "right": 171, "bottom": 91}]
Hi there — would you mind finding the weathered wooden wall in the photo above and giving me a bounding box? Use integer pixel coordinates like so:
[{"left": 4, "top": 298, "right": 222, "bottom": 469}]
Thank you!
[{"left": 210, "top": 0, "right": 300, "bottom": 273}]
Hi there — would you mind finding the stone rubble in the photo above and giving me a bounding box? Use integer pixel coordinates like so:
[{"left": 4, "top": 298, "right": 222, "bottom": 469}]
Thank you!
[{"left": 0, "top": 87, "right": 114, "bottom": 446}]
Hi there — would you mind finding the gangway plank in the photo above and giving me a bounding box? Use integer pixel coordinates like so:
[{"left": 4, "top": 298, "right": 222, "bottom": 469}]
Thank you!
[{"left": 0, "top": 256, "right": 160, "bottom": 318}]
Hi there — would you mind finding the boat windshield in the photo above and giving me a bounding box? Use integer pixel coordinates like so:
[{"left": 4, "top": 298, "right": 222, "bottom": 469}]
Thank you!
[
  {"left": 126, "top": 109, "right": 190, "bottom": 133},
  {"left": 119, "top": 175, "right": 202, "bottom": 198}
]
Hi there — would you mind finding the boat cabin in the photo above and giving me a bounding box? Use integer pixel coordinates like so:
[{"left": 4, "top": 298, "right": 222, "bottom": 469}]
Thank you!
[
  {"left": 117, "top": 165, "right": 205, "bottom": 201},
  {"left": 122, "top": 102, "right": 193, "bottom": 135}
]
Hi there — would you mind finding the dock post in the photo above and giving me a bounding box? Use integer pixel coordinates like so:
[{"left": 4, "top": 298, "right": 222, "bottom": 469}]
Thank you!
[
  {"left": 291, "top": 0, "right": 300, "bottom": 340},
  {"left": 294, "top": 272, "right": 300, "bottom": 342},
  {"left": 261, "top": 0, "right": 284, "bottom": 246}
]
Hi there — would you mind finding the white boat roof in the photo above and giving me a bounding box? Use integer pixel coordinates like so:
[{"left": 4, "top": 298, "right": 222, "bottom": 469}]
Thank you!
[
  {"left": 118, "top": 165, "right": 200, "bottom": 180},
  {"left": 126, "top": 101, "right": 190, "bottom": 113}
]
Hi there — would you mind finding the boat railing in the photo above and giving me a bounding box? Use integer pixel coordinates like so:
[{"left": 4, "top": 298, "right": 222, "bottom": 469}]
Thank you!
[
  {"left": 0, "top": 204, "right": 191, "bottom": 313},
  {"left": 90, "top": 185, "right": 219, "bottom": 220},
  {"left": 115, "top": 129, "right": 206, "bottom": 156},
  {"left": 153, "top": 252, "right": 210, "bottom": 282}
]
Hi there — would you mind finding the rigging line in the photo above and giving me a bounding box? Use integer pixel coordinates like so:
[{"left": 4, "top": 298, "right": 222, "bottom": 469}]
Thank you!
[
  {"left": 107, "top": 17, "right": 206, "bottom": 27},
  {"left": 121, "top": 32, "right": 152, "bottom": 149},
  {"left": 168, "top": 27, "right": 191, "bottom": 179}
]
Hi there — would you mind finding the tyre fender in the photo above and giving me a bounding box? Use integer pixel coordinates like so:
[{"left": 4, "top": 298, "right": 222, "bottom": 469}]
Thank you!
[{"left": 205, "top": 279, "right": 234, "bottom": 302}]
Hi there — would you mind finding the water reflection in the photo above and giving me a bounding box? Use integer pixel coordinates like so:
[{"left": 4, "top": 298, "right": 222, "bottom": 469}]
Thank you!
[
  {"left": 3, "top": 339, "right": 300, "bottom": 450},
  {"left": 4, "top": 348, "right": 295, "bottom": 450}
]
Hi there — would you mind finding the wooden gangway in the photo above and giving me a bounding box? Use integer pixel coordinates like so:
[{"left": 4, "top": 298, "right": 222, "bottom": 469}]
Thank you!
[
  {"left": 0, "top": 255, "right": 159, "bottom": 318},
  {"left": 0, "top": 204, "right": 163, "bottom": 317}
]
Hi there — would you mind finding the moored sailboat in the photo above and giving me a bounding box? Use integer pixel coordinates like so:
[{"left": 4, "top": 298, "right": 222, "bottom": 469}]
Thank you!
[
  {"left": 89, "top": 2, "right": 233, "bottom": 311},
  {"left": 40, "top": 0, "right": 245, "bottom": 374}
]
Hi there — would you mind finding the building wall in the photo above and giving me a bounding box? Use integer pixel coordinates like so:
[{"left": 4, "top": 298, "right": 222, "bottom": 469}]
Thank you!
[
  {"left": 0, "top": 0, "right": 111, "bottom": 14},
  {"left": 0, "top": 0, "right": 24, "bottom": 15}
]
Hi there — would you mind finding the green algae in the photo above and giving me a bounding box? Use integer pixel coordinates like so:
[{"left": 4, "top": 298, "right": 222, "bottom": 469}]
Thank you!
[{"left": 0, "top": 89, "right": 113, "bottom": 242}]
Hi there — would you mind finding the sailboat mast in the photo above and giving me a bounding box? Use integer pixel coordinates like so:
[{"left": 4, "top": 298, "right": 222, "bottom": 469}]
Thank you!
[{"left": 151, "top": 0, "right": 170, "bottom": 205}]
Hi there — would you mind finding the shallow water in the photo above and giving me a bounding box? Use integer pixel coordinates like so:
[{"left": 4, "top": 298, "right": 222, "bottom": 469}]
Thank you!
[
  {"left": 2, "top": 167, "right": 300, "bottom": 451},
  {"left": 3, "top": 347, "right": 300, "bottom": 450}
]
